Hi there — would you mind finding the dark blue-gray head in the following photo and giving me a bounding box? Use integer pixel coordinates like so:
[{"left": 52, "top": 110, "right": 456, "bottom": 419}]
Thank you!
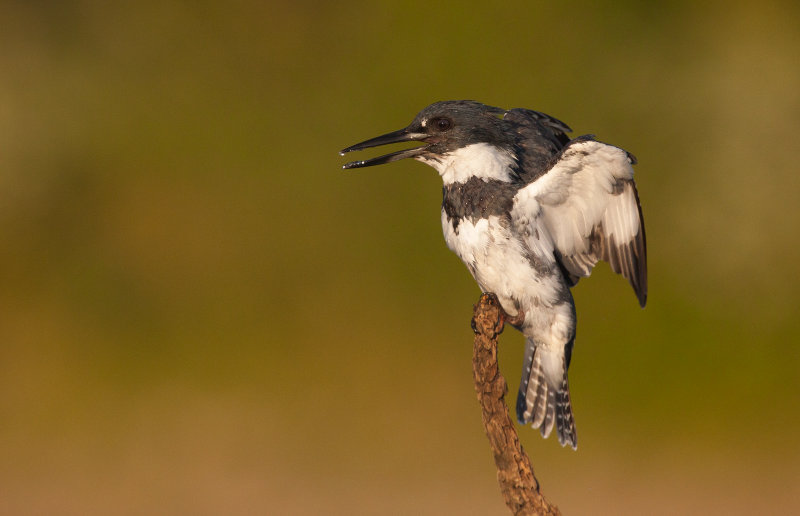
[{"left": 340, "top": 100, "right": 517, "bottom": 169}]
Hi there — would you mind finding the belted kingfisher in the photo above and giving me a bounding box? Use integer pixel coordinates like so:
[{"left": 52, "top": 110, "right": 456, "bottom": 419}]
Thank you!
[{"left": 340, "top": 100, "right": 646, "bottom": 449}]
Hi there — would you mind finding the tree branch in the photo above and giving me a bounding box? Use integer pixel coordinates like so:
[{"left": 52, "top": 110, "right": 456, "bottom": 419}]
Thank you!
[{"left": 471, "top": 293, "right": 561, "bottom": 516}]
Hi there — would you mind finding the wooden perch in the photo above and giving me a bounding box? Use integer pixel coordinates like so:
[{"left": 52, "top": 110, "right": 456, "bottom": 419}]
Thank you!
[{"left": 471, "top": 293, "right": 561, "bottom": 516}]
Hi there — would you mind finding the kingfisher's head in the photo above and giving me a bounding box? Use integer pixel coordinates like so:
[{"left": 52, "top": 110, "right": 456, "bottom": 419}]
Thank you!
[{"left": 340, "top": 100, "right": 516, "bottom": 172}]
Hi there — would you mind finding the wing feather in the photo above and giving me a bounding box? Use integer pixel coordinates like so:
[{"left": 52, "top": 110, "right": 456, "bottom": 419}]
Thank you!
[{"left": 512, "top": 139, "right": 647, "bottom": 306}]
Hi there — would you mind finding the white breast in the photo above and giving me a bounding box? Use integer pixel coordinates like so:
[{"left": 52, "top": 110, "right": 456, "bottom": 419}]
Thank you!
[
  {"left": 441, "top": 211, "right": 565, "bottom": 315},
  {"left": 441, "top": 211, "right": 490, "bottom": 271}
]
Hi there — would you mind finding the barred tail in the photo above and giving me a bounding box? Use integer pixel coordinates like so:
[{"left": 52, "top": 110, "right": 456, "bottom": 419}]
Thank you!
[{"left": 516, "top": 339, "right": 577, "bottom": 449}]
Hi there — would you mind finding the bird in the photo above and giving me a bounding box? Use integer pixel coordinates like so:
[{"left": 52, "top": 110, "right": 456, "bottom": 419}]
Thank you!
[{"left": 339, "top": 100, "right": 646, "bottom": 449}]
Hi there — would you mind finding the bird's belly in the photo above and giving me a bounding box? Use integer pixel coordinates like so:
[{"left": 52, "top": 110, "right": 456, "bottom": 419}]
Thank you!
[{"left": 441, "top": 212, "right": 562, "bottom": 315}]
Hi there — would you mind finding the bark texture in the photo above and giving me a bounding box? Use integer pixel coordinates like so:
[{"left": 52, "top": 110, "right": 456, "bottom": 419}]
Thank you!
[{"left": 471, "top": 293, "right": 561, "bottom": 516}]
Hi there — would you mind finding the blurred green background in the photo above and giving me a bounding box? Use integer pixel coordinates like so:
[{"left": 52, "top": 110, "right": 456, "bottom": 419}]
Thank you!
[{"left": 1, "top": 1, "right": 799, "bottom": 514}]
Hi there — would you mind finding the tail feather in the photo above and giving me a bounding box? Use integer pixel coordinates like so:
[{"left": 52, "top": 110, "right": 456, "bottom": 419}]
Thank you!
[
  {"left": 554, "top": 378, "right": 576, "bottom": 448},
  {"left": 541, "top": 388, "right": 556, "bottom": 439},
  {"left": 516, "top": 339, "right": 577, "bottom": 449}
]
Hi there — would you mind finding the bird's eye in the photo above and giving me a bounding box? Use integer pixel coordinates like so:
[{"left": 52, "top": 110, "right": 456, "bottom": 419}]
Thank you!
[{"left": 433, "top": 117, "right": 452, "bottom": 131}]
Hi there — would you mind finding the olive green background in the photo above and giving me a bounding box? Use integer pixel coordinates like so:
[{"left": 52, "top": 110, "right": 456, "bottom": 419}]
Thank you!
[{"left": 1, "top": 1, "right": 798, "bottom": 514}]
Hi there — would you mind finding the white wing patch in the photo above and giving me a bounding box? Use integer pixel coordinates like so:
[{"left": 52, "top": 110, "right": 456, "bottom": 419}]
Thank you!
[{"left": 513, "top": 139, "right": 647, "bottom": 306}]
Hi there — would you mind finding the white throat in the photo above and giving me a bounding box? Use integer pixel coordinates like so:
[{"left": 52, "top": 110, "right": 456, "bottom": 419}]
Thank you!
[{"left": 417, "top": 143, "right": 515, "bottom": 185}]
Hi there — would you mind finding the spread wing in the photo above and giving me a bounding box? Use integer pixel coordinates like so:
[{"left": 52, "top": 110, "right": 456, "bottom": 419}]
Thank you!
[{"left": 512, "top": 138, "right": 647, "bottom": 306}]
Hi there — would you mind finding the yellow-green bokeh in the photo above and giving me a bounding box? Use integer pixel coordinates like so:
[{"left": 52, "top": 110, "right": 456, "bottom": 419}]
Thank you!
[{"left": 1, "top": 1, "right": 798, "bottom": 514}]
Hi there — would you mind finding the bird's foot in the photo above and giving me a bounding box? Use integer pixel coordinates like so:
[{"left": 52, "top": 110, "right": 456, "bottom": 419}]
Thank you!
[
  {"left": 471, "top": 292, "right": 525, "bottom": 334},
  {"left": 502, "top": 306, "right": 525, "bottom": 329}
]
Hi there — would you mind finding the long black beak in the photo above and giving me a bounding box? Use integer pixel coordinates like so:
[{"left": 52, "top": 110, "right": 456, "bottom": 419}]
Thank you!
[{"left": 340, "top": 128, "right": 428, "bottom": 169}]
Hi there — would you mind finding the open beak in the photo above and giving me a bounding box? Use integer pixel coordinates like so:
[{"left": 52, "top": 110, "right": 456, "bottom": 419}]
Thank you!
[{"left": 340, "top": 128, "right": 428, "bottom": 169}]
